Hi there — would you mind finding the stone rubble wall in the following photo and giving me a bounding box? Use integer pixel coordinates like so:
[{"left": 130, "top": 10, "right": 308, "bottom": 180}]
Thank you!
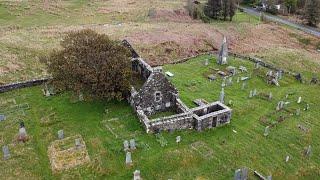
[{"left": 149, "top": 112, "right": 194, "bottom": 132}]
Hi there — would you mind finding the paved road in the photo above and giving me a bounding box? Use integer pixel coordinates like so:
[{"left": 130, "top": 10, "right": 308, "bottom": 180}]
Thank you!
[{"left": 239, "top": 6, "right": 320, "bottom": 37}]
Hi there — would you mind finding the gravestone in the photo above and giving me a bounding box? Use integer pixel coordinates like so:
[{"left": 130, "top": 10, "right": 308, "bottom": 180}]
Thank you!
[
  {"left": 18, "top": 127, "right": 28, "bottom": 142},
  {"left": 0, "top": 114, "right": 6, "bottom": 122},
  {"left": 130, "top": 139, "right": 136, "bottom": 150},
  {"left": 310, "top": 76, "right": 318, "bottom": 84},
  {"left": 285, "top": 155, "right": 290, "bottom": 162},
  {"left": 219, "top": 88, "right": 225, "bottom": 104},
  {"left": 176, "top": 136, "right": 181, "bottom": 143},
  {"left": 237, "top": 77, "right": 240, "bottom": 83},
  {"left": 234, "top": 168, "right": 248, "bottom": 180},
  {"left": 304, "top": 104, "right": 310, "bottom": 111},
  {"left": 239, "top": 66, "right": 247, "bottom": 72},
  {"left": 249, "top": 90, "right": 253, "bottom": 98},
  {"left": 123, "top": 140, "right": 129, "bottom": 152},
  {"left": 208, "top": 74, "right": 216, "bottom": 81},
  {"left": 58, "top": 130, "right": 64, "bottom": 140},
  {"left": 75, "top": 138, "right": 81, "bottom": 149},
  {"left": 253, "top": 89, "right": 257, "bottom": 96},
  {"left": 297, "top": 96, "right": 302, "bottom": 104},
  {"left": 234, "top": 169, "right": 241, "bottom": 180},
  {"left": 226, "top": 66, "right": 236, "bottom": 75},
  {"left": 217, "top": 36, "right": 228, "bottom": 65},
  {"left": 126, "top": 152, "right": 133, "bottom": 165},
  {"left": 264, "top": 126, "right": 270, "bottom": 137},
  {"left": 296, "top": 108, "right": 300, "bottom": 116},
  {"left": 295, "top": 73, "right": 302, "bottom": 83},
  {"left": 268, "top": 92, "right": 273, "bottom": 100},
  {"left": 2, "top": 145, "right": 10, "bottom": 160},
  {"left": 133, "top": 170, "right": 141, "bottom": 180},
  {"left": 305, "top": 145, "right": 312, "bottom": 157},
  {"left": 204, "top": 59, "right": 209, "bottom": 66},
  {"left": 255, "top": 62, "right": 260, "bottom": 69}
]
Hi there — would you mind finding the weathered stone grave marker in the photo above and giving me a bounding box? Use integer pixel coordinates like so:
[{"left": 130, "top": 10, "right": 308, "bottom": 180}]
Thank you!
[
  {"left": 126, "top": 152, "right": 133, "bottom": 165},
  {"left": 253, "top": 89, "right": 257, "bottom": 96},
  {"left": 296, "top": 108, "right": 300, "bottom": 116},
  {"left": 237, "top": 77, "right": 240, "bottom": 83},
  {"left": 204, "top": 59, "right": 209, "bottom": 66},
  {"left": 241, "top": 82, "right": 246, "bottom": 90},
  {"left": 0, "top": 114, "right": 6, "bottom": 122},
  {"left": 285, "top": 155, "right": 290, "bottom": 162},
  {"left": 124, "top": 140, "right": 129, "bottom": 152},
  {"left": 18, "top": 126, "right": 28, "bottom": 142},
  {"left": 264, "top": 126, "right": 270, "bottom": 137},
  {"left": 133, "top": 170, "right": 141, "bottom": 180},
  {"left": 2, "top": 145, "right": 10, "bottom": 160},
  {"left": 58, "top": 130, "right": 64, "bottom": 139},
  {"left": 249, "top": 90, "right": 253, "bottom": 98},
  {"left": 75, "top": 138, "right": 81, "bottom": 149},
  {"left": 176, "top": 136, "right": 181, "bottom": 143},
  {"left": 268, "top": 92, "right": 273, "bottom": 100},
  {"left": 130, "top": 139, "right": 136, "bottom": 150},
  {"left": 227, "top": 77, "right": 233, "bottom": 86},
  {"left": 234, "top": 168, "right": 248, "bottom": 180},
  {"left": 297, "top": 96, "right": 302, "bottom": 104},
  {"left": 305, "top": 145, "right": 312, "bottom": 157}
]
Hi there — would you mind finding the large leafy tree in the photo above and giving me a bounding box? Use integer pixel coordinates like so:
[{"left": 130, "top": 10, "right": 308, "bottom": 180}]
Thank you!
[
  {"left": 205, "top": 0, "right": 236, "bottom": 21},
  {"left": 304, "top": 0, "right": 320, "bottom": 27},
  {"left": 41, "top": 29, "right": 132, "bottom": 100}
]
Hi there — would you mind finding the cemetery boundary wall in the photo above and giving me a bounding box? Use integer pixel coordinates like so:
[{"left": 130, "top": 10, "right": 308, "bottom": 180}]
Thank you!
[{"left": 0, "top": 78, "right": 50, "bottom": 93}]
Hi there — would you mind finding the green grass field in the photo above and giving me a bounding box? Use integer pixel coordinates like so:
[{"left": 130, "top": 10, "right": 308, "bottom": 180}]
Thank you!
[{"left": 1, "top": 55, "right": 319, "bottom": 179}]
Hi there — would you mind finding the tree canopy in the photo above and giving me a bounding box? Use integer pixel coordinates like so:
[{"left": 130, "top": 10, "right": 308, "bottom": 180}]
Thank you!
[{"left": 41, "top": 29, "right": 132, "bottom": 100}]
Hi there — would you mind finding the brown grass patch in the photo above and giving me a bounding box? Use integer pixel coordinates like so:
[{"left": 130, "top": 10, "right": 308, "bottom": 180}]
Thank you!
[{"left": 48, "top": 135, "right": 90, "bottom": 172}]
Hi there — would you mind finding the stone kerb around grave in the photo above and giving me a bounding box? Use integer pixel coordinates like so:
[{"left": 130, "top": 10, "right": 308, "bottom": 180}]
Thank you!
[{"left": 0, "top": 77, "right": 50, "bottom": 93}]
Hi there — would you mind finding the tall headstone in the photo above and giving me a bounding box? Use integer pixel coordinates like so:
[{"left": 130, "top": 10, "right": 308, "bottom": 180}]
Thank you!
[
  {"left": 219, "top": 88, "right": 225, "bottom": 104},
  {"left": 123, "top": 140, "right": 129, "bottom": 152},
  {"left": 133, "top": 170, "right": 141, "bottom": 180},
  {"left": 130, "top": 139, "right": 136, "bottom": 150},
  {"left": 296, "top": 108, "right": 300, "bottom": 116},
  {"left": 217, "top": 36, "right": 228, "bottom": 65},
  {"left": 2, "top": 145, "right": 10, "bottom": 160},
  {"left": 58, "top": 130, "right": 64, "bottom": 140},
  {"left": 79, "top": 92, "right": 84, "bottom": 101},
  {"left": 126, "top": 152, "right": 133, "bottom": 165}
]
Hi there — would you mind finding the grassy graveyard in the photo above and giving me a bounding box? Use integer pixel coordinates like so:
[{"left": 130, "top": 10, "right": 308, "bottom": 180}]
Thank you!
[{"left": 1, "top": 55, "right": 319, "bottom": 179}]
